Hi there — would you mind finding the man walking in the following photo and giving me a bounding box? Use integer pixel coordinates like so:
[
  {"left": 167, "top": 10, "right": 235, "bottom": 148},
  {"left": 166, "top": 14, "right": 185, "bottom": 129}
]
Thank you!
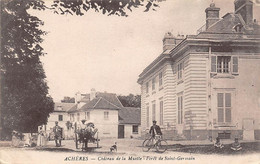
[{"left": 53, "top": 121, "right": 62, "bottom": 147}]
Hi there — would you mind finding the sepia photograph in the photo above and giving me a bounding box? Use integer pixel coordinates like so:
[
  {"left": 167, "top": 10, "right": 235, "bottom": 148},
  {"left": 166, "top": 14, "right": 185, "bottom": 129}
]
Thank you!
[{"left": 0, "top": 0, "right": 260, "bottom": 163}]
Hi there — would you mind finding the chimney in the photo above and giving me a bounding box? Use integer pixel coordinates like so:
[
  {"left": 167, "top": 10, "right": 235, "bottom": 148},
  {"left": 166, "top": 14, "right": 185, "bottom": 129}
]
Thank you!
[
  {"left": 162, "top": 32, "right": 184, "bottom": 52},
  {"left": 234, "top": 0, "right": 253, "bottom": 25},
  {"left": 90, "top": 88, "right": 96, "bottom": 100},
  {"left": 205, "top": 2, "right": 220, "bottom": 29}
]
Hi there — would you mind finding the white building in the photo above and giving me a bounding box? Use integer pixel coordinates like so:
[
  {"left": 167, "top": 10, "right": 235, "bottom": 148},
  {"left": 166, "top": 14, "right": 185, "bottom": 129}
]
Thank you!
[{"left": 138, "top": 0, "right": 260, "bottom": 140}]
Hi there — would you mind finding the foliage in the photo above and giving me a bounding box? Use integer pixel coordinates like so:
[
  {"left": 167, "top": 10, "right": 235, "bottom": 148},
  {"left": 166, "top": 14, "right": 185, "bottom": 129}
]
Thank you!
[
  {"left": 118, "top": 94, "right": 141, "bottom": 108},
  {"left": 1, "top": 0, "right": 54, "bottom": 135},
  {"left": 61, "top": 96, "right": 75, "bottom": 103},
  {"left": 50, "top": 0, "right": 161, "bottom": 16}
]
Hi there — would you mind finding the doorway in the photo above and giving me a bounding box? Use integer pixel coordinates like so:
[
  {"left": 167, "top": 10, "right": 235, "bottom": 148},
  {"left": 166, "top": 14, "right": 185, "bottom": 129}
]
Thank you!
[{"left": 118, "top": 125, "right": 124, "bottom": 138}]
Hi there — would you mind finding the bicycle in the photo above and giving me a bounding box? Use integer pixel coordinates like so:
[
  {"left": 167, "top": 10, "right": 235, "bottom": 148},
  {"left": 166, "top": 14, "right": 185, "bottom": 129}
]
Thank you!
[{"left": 142, "top": 134, "right": 168, "bottom": 153}]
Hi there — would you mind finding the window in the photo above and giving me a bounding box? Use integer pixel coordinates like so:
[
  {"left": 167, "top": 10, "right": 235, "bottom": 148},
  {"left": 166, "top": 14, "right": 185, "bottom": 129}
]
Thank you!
[
  {"left": 217, "top": 93, "right": 231, "bottom": 123},
  {"left": 211, "top": 56, "right": 238, "bottom": 74},
  {"left": 146, "top": 106, "right": 149, "bottom": 127},
  {"left": 159, "top": 72, "right": 163, "bottom": 87},
  {"left": 85, "top": 112, "right": 90, "bottom": 120},
  {"left": 104, "top": 111, "right": 109, "bottom": 120},
  {"left": 146, "top": 82, "right": 149, "bottom": 93},
  {"left": 160, "top": 100, "right": 163, "bottom": 125},
  {"left": 71, "top": 114, "right": 75, "bottom": 122},
  {"left": 152, "top": 78, "right": 155, "bottom": 90},
  {"left": 58, "top": 115, "right": 63, "bottom": 121},
  {"left": 152, "top": 102, "right": 156, "bottom": 121},
  {"left": 132, "top": 125, "right": 138, "bottom": 134},
  {"left": 178, "top": 95, "right": 183, "bottom": 124},
  {"left": 77, "top": 113, "right": 80, "bottom": 121},
  {"left": 217, "top": 56, "right": 231, "bottom": 73},
  {"left": 177, "top": 62, "right": 184, "bottom": 80}
]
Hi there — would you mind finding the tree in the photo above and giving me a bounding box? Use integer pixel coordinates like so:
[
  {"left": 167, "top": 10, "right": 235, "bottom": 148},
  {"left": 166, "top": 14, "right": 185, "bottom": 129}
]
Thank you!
[
  {"left": 118, "top": 94, "right": 141, "bottom": 108},
  {"left": 0, "top": 0, "right": 163, "bottom": 138},
  {"left": 0, "top": 0, "right": 54, "bottom": 137},
  {"left": 61, "top": 97, "right": 75, "bottom": 103}
]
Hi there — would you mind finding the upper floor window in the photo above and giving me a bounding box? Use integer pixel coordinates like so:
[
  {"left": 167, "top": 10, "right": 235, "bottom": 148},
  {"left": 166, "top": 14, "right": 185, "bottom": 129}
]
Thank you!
[
  {"left": 77, "top": 113, "right": 80, "bottom": 121},
  {"left": 159, "top": 72, "right": 163, "bottom": 86},
  {"left": 217, "top": 56, "right": 231, "bottom": 73},
  {"left": 152, "top": 78, "right": 156, "bottom": 90},
  {"left": 146, "top": 82, "right": 149, "bottom": 94},
  {"left": 85, "top": 112, "right": 90, "bottom": 120},
  {"left": 104, "top": 111, "right": 109, "bottom": 120},
  {"left": 152, "top": 101, "right": 156, "bottom": 121},
  {"left": 58, "top": 115, "right": 63, "bottom": 121},
  {"left": 211, "top": 56, "right": 238, "bottom": 74},
  {"left": 177, "top": 62, "right": 184, "bottom": 80},
  {"left": 70, "top": 114, "right": 75, "bottom": 122}
]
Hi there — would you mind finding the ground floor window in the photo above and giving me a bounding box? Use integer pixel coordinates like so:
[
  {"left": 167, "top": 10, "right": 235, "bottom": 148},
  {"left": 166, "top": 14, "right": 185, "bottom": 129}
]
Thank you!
[
  {"left": 217, "top": 93, "right": 231, "bottom": 123},
  {"left": 178, "top": 95, "right": 183, "bottom": 124},
  {"left": 146, "top": 106, "right": 149, "bottom": 128},
  {"left": 132, "top": 125, "right": 138, "bottom": 134},
  {"left": 58, "top": 115, "right": 63, "bottom": 121}
]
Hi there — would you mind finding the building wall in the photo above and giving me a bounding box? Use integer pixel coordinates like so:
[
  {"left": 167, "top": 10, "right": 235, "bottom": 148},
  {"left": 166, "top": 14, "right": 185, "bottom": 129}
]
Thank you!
[
  {"left": 45, "top": 112, "right": 72, "bottom": 139},
  {"left": 209, "top": 53, "right": 260, "bottom": 140},
  {"left": 183, "top": 54, "right": 208, "bottom": 132},
  {"left": 140, "top": 62, "right": 171, "bottom": 131},
  {"left": 123, "top": 124, "right": 141, "bottom": 139},
  {"left": 72, "top": 109, "right": 119, "bottom": 138}
]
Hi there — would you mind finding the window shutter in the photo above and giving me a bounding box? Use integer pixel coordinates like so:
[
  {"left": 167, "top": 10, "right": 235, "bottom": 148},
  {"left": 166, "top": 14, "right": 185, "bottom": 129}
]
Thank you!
[
  {"left": 225, "top": 108, "right": 231, "bottom": 122},
  {"left": 232, "top": 56, "right": 238, "bottom": 74},
  {"left": 218, "top": 108, "right": 224, "bottom": 123},
  {"left": 211, "top": 56, "right": 217, "bottom": 73}
]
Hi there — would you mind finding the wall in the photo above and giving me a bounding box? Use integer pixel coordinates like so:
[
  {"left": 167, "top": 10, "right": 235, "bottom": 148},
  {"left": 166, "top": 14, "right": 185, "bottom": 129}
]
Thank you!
[
  {"left": 45, "top": 112, "right": 71, "bottom": 139},
  {"left": 87, "top": 109, "right": 119, "bottom": 138},
  {"left": 210, "top": 54, "right": 260, "bottom": 129},
  {"left": 124, "top": 124, "right": 141, "bottom": 139}
]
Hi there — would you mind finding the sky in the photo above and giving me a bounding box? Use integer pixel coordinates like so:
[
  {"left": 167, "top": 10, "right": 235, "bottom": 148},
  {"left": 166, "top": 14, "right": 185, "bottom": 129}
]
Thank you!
[{"left": 29, "top": 0, "right": 260, "bottom": 102}]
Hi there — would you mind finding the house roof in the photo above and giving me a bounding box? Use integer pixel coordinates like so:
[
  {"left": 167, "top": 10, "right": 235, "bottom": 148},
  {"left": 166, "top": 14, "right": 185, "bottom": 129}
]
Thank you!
[
  {"left": 54, "top": 102, "right": 76, "bottom": 112},
  {"left": 67, "top": 104, "right": 77, "bottom": 113},
  {"left": 119, "top": 107, "right": 141, "bottom": 124},
  {"left": 78, "top": 92, "right": 123, "bottom": 112}
]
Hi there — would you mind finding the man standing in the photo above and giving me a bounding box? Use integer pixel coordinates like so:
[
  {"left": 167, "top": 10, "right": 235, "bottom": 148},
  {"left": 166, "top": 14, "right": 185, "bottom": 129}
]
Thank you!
[{"left": 53, "top": 121, "right": 62, "bottom": 147}]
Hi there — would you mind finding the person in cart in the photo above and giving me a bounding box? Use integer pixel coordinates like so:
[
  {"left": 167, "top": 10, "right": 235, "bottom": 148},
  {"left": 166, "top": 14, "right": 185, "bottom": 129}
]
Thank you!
[{"left": 85, "top": 122, "right": 98, "bottom": 142}]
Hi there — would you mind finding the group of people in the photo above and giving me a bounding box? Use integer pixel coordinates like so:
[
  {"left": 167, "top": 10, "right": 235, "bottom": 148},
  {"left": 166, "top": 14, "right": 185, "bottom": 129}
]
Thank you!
[{"left": 214, "top": 137, "right": 242, "bottom": 151}]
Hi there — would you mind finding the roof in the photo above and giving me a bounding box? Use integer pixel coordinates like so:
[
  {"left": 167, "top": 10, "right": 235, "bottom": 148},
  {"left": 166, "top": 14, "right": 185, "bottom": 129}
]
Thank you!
[
  {"left": 67, "top": 104, "right": 77, "bottom": 113},
  {"left": 79, "top": 92, "right": 123, "bottom": 112},
  {"left": 54, "top": 102, "right": 76, "bottom": 112},
  {"left": 138, "top": 5, "right": 260, "bottom": 83},
  {"left": 119, "top": 107, "right": 141, "bottom": 124},
  {"left": 198, "top": 13, "right": 260, "bottom": 36}
]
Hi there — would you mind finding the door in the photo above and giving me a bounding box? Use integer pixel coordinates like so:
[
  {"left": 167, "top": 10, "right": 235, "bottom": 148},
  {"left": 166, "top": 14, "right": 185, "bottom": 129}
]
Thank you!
[
  {"left": 118, "top": 125, "right": 124, "bottom": 138},
  {"left": 243, "top": 119, "right": 254, "bottom": 140}
]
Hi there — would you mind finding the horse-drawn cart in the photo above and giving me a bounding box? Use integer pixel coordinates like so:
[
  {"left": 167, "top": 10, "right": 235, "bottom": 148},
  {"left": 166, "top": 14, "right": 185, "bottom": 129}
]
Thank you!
[{"left": 74, "top": 122, "right": 99, "bottom": 151}]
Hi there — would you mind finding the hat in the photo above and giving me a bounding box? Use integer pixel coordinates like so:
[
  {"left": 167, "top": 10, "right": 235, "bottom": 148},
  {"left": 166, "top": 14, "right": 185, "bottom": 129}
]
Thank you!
[{"left": 153, "top": 120, "right": 157, "bottom": 123}]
